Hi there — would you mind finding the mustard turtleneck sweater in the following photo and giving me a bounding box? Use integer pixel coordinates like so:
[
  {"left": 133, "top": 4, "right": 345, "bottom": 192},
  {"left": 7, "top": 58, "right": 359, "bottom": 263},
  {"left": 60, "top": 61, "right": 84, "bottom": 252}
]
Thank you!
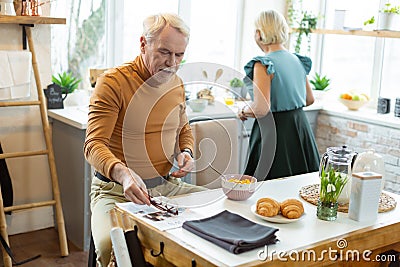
[{"left": 84, "top": 55, "right": 193, "bottom": 180}]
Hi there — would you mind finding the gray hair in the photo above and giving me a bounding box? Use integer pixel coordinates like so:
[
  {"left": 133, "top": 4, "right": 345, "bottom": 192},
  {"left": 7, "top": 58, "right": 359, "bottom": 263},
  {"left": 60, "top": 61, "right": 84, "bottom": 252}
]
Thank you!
[
  {"left": 255, "top": 10, "right": 289, "bottom": 45},
  {"left": 143, "top": 13, "right": 190, "bottom": 42}
]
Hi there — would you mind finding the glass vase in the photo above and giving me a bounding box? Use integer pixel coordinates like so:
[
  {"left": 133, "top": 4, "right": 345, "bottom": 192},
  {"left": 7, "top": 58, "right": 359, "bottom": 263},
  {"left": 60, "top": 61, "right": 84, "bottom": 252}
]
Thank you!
[{"left": 316, "top": 199, "right": 338, "bottom": 221}]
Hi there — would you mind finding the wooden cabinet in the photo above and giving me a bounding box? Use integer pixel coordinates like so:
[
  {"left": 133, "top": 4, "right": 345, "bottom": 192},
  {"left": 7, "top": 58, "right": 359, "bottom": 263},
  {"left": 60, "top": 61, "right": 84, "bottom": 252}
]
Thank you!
[{"left": 50, "top": 117, "right": 92, "bottom": 251}]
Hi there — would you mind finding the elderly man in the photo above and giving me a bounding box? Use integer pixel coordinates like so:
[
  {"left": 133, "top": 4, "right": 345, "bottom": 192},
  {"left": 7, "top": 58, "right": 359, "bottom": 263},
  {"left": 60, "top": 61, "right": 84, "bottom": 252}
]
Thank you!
[{"left": 84, "top": 13, "right": 206, "bottom": 266}]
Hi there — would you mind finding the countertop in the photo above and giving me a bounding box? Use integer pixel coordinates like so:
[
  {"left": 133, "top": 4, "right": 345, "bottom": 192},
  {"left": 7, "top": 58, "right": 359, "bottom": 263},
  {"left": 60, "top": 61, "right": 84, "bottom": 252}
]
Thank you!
[
  {"left": 47, "top": 100, "right": 323, "bottom": 130},
  {"left": 47, "top": 101, "right": 239, "bottom": 130},
  {"left": 322, "top": 102, "right": 400, "bottom": 129}
]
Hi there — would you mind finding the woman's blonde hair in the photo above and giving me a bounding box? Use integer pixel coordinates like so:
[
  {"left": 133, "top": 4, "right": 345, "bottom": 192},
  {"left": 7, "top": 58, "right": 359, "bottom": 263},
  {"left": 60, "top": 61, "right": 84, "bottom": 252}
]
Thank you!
[
  {"left": 143, "top": 13, "right": 190, "bottom": 42},
  {"left": 255, "top": 10, "right": 289, "bottom": 45}
]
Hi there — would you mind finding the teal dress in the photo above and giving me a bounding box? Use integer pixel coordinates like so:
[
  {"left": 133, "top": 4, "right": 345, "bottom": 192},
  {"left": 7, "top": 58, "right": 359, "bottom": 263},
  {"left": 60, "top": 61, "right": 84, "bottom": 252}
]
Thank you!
[{"left": 243, "top": 51, "right": 320, "bottom": 180}]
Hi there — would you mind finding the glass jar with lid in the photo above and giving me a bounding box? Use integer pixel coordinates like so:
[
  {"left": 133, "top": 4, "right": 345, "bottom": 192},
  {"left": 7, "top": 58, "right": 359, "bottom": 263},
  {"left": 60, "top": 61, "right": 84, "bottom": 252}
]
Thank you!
[{"left": 319, "top": 145, "right": 358, "bottom": 205}]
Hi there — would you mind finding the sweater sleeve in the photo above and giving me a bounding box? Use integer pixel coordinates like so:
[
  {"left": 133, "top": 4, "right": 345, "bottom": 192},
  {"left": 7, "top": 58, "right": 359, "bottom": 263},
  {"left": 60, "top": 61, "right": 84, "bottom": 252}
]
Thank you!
[
  {"left": 83, "top": 72, "right": 125, "bottom": 178},
  {"left": 178, "top": 86, "right": 194, "bottom": 154}
]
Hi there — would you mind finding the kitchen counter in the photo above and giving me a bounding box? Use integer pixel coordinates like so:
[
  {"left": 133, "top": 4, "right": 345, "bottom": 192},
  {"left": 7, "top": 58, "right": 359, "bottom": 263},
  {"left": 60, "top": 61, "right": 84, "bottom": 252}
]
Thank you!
[
  {"left": 48, "top": 106, "right": 89, "bottom": 130},
  {"left": 322, "top": 102, "right": 400, "bottom": 129},
  {"left": 47, "top": 101, "right": 323, "bottom": 130},
  {"left": 47, "top": 101, "right": 239, "bottom": 129}
]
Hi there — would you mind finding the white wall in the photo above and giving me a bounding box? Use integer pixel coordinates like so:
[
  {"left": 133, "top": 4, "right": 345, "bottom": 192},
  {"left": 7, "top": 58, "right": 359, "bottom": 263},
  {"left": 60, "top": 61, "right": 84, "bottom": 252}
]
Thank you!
[{"left": 0, "top": 21, "right": 55, "bottom": 234}]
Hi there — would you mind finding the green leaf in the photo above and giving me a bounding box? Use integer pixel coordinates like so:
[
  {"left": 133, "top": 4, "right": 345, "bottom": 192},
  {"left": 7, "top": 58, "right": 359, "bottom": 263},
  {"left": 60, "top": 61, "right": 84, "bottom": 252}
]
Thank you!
[
  {"left": 310, "top": 72, "right": 330, "bottom": 91},
  {"left": 381, "top": 3, "right": 400, "bottom": 14},
  {"left": 230, "top": 78, "right": 244, "bottom": 87},
  {"left": 364, "top": 16, "right": 375, "bottom": 26},
  {"left": 319, "top": 166, "right": 348, "bottom": 203},
  {"left": 294, "top": 11, "right": 318, "bottom": 54},
  {"left": 51, "top": 71, "right": 82, "bottom": 94}
]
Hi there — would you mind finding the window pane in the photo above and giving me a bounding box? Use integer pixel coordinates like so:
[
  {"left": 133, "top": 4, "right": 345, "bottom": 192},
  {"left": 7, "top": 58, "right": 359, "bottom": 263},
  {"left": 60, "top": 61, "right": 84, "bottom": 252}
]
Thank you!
[
  {"left": 324, "top": 0, "right": 379, "bottom": 30},
  {"left": 381, "top": 38, "right": 400, "bottom": 100},
  {"left": 185, "top": 0, "right": 238, "bottom": 67},
  {"left": 51, "top": 0, "right": 106, "bottom": 89},
  {"left": 301, "top": 0, "right": 381, "bottom": 98},
  {"left": 121, "top": 0, "right": 179, "bottom": 64},
  {"left": 321, "top": 35, "right": 375, "bottom": 94}
]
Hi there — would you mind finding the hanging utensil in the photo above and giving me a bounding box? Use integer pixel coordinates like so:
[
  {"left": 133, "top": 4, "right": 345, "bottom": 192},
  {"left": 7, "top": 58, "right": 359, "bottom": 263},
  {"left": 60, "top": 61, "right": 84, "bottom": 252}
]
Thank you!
[
  {"left": 214, "top": 68, "right": 223, "bottom": 83},
  {"left": 209, "top": 68, "right": 224, "bottom": 90},
  {"left": 202, "top": 70, "right": 208, "bottom": 79}
]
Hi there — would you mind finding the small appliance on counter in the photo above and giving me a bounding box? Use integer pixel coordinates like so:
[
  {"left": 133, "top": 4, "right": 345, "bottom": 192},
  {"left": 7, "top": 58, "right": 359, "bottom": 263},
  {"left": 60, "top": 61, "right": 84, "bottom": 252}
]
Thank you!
[{"left": 377, "top": 97, "right": 391, "bottom": 114}]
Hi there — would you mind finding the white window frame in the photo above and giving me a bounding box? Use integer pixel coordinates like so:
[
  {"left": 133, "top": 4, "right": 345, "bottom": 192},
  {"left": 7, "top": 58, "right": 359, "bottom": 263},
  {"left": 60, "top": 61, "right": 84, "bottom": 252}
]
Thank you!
[
  {"left": 104, "top": 0, "right": 245, "bottom": 70},
  {"left": 312, "top": 0, "right": 390, "bottom": 102}
]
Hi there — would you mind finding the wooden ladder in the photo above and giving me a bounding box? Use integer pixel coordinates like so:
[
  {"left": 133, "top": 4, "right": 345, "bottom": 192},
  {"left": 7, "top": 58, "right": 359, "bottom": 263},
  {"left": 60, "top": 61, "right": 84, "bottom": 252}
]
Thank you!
[{"left": 0, "top": 25, "right": 69, "bottom": 266}]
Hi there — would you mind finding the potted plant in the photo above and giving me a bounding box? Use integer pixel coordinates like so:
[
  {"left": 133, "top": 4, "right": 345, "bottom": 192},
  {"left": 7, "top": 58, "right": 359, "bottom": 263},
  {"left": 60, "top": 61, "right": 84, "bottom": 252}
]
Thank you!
[
  {"left": 52, "top": 71, "right": 88, "bottom": 107},
  {"left": 294, "top": 11, "right": 318, "bottom": 54},
  {"left": 317, "top": 166, "right": 349, "bottom": 221},
  {"left": 365, "top": 3, "right": 400, "bottom": 31},
  {"left": 310, "top": 73, "right": 330, "bottom": 91},
  {"left": 52, "top": 71, "right": 82, "bottom": 95},
  {"left": 310, "top": 72, "right": 330, "bottom": 102},
  {"left": 229, "top": 77, "right": 247, "bottom": 99},
  {"left": 378, "top": 3, "right": 400, "bottom": 31}
]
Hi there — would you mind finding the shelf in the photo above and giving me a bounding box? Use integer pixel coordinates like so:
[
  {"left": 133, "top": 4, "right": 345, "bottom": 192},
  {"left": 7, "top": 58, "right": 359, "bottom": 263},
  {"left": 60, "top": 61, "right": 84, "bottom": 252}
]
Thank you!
[
  {"left": 0, "top": 15, "right": 66, "bottom": 25},
  {"left": 291, "top": 28, "right": 400, "bottom": 39}
]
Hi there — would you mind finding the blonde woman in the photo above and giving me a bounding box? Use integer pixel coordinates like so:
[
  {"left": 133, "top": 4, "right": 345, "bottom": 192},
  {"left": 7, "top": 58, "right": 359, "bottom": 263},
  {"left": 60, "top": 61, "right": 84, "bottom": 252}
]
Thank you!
[{"left": 239, "top": 10, "right": 319, "bottom": 180}]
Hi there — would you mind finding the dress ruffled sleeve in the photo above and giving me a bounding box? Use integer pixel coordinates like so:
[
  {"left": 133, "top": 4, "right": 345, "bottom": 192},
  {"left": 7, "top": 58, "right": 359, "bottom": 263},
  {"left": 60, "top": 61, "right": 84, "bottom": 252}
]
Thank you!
[
  {"left": 294, "top": 54, "right": 312, "bottom": 74},
  {"left": 244, "top": 56, "right": 275, "bottom": 81},
  {"left": 243, "top": 57, "right": 275, "bottom": 98}
]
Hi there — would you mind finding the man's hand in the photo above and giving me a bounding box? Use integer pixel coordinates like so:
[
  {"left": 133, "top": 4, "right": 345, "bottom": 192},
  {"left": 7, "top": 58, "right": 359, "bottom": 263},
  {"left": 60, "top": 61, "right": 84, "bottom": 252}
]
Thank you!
[
  {"left": 171, "top": 151, "right": 194, "bottom": 177},
  {"left": 111, "top": 163, "right": 150, "bottom": 205}
]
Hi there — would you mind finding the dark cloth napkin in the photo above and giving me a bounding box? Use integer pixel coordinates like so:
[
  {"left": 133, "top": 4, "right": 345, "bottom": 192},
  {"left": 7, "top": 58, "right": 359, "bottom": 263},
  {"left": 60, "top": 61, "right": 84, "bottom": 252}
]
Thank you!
[{"left": 182, "top": 210, "right": 278, "bottom": 254}]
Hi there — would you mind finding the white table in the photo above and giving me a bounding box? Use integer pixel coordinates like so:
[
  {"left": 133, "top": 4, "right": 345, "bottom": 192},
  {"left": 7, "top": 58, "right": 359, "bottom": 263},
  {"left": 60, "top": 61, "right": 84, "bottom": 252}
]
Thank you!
[{"left": 115, "top": 172, "right": 400, "bottom": 266}]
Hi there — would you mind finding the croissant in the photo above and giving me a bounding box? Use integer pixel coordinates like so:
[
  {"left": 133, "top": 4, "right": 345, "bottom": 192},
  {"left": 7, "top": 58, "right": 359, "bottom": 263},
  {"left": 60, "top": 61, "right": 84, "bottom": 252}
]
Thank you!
[
  {"left": 256, "top": 197, "right": 280, "bottom": 217},
  {"left": 280, "top": 199, "right": 304, "bottom": 219}
]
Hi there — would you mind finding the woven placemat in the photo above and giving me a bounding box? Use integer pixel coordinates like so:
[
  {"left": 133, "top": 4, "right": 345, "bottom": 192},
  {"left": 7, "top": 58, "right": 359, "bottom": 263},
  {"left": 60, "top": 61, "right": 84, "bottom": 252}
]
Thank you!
[{"left": 299, "top": 184, "right": 397, "bottom": 213}]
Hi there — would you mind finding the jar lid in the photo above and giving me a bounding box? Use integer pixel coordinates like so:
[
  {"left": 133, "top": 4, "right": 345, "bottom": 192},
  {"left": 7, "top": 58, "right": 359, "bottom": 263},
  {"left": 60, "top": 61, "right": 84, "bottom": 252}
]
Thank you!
[
  {"left": 352, "top": 171, "right": 382, "bottom": 180},
  {"left": 326, "top": 145, "right": 357, "bottom": 163}
]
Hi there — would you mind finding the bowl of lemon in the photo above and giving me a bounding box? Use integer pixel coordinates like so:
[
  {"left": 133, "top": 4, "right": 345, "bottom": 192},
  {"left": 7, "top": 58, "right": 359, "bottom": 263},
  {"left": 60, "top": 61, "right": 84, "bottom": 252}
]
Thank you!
[{"left": 339, "top": 92, "right": 369, "bottom": 110}]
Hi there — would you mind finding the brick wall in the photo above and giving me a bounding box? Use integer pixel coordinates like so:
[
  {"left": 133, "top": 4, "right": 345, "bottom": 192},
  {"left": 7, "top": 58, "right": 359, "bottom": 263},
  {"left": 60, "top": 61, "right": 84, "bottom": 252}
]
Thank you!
[{"left": 315, "top": 112, "right": 400, "bottom": 195}]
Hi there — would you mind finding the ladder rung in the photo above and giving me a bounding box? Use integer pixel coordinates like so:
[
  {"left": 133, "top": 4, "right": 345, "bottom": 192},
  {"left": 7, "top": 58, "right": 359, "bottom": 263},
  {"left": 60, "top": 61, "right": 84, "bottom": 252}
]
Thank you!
[
  {"left": 4, "top": 200, "right": 56, "bottom": 213},
  {"left": 0, "top": 150, "right": 48, "bottom": 160},
  {"left": 0, "top": 100, "right": 41, "bottom": 107}
]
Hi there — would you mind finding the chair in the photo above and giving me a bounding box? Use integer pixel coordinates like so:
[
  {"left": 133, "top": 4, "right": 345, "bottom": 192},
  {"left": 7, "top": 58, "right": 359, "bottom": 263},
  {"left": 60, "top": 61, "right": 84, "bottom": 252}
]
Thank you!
[
  {"left": 88, "top": 233, "right": 96, "bottom": 267},
  {"left": 190, "top": 118, "right": 239, "bottom": 189}
]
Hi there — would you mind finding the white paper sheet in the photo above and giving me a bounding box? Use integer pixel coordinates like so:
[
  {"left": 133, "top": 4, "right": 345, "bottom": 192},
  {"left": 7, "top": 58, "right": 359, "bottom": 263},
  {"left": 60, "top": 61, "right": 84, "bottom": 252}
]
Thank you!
[{"left": 116, "top": 200, "right": 201, "bottom": 231}]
